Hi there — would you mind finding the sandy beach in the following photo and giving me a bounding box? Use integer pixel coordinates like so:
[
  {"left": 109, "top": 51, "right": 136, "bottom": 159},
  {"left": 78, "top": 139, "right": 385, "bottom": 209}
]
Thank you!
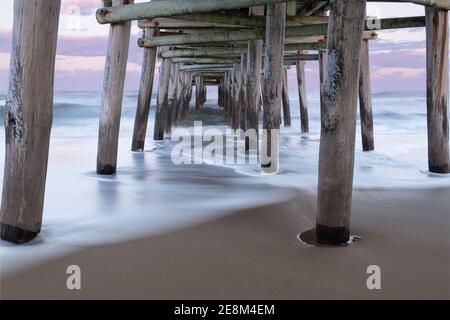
[{"left": 2, "top": 183, "right": 449, "bottom": 299}]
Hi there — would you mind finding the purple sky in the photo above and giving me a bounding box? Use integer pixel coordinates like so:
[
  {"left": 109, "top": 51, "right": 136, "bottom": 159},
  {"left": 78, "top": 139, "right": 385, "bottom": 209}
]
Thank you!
[{"left": 0, "top": 0, "right": 442, "bottom": 92}]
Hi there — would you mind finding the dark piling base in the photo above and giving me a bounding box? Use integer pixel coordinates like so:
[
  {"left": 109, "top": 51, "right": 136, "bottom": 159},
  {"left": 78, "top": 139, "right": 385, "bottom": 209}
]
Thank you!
[
  {"left": 97, "top": 162, "right": 117, "bottom": 175},
  {"left": 316, "top": 224, "right": 350, "bottom": 245},
  {"left": 1, "top": 223, "right": 39, "bottom": 244},
  {"left": 429, "top": 164, "right": 450, "bottom": 174},
  {"left": 300, "top": 228, "right": 357, "bottom": 247}
]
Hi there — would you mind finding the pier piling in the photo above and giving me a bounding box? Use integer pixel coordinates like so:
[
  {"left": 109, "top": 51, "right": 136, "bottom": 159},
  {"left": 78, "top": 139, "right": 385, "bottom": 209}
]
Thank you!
[
  {"left": 316, "top": 0, "right": 367, "bottom": 245},
  {"left": 97, "top": 0, "right": 133, "bottom": 174},
  {"left": 296, "top": 58, "right": 309, "bottom": 133},
  {"left": 132, "top": 27, "right": 159, "bottom": 151},
  {"left": 282, "top": 67, "right": 292, "bottom": 127},
  {"left": 358, "top": 39, "right": 375, "bottom": 151},
  {"left": 1, "top": 0, "right": 61, "bottom": 243},
  {"left": 261, "top": 3, "right": 286, "bottom": 174},
  {"left": 426, "top": 7, "right": 449, "bottom": 173}
]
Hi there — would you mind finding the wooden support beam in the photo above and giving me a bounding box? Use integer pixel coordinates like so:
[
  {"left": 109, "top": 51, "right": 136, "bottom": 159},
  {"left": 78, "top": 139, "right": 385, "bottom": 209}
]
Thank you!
[
  {"left": 218, "top": 79, "right": 225, "bottom": 107},
  {"left": 132, "top": 27, "right": 159, "bottom": 151},
  {"left": 172, "top": 57, "right": 239, "bottom": 64},
  {"left": 180, "top": 64, "right": 234, "bottom": 71},
  {"left": 426, "top": 7, "right": 449, "bottom": 173},
  {"left": 316, "top": 0, "right": 367, "bottom": 245},
  {"left": 139, "top": 15, "right": 330, "bottom": 29},
  {"left": 282, "top": 68, "right": 292, "bottom": 127},
  {"left": 261, "top": 3, "right": 286, "bottom": 174},
  {"left": 97, "top": 0, "right": 133, "bottom": 175},
  {"left": 154, "top": 57, "right": 172, "bottom": 140},
  {"left": 0, "top": 0, "right": 60, "bottom": 244},
  {"left": 180, "top": 71, "right": 193, "bottom": 119},
  {"left": 240, "top": 53, "right": 248, "bottom": 131},
  {"left": 246, "top": 6, "right": 264, "bottom": 151},
  {"left": 358, "top": 39, "right": 375, "bottom": 151},
  {"left": 296, "top": 59, "right": 309, "bottom": 133},
  {"left": 97, "top": 0, "right": 290, "bottom": 24},
  {"left": 166, "top": 62, "right": 180, "bottom": 133},
  {"left": 318, "top": 50, "right": 327, "bottom": 112},
  {"left": 139, "top": 16, "right": 423, "bottom": 47},
  {"left": 230, "top": 64, "right": 242, "bottom": 130},
  {"left": 195, "top": 75, "right": 205, "bottom": 111},
  {"left": 160, "top": 43, "right": 325, "bottom": 58},
  {"left": 165, "top": 60, "right": 180, "bottom": 130}
]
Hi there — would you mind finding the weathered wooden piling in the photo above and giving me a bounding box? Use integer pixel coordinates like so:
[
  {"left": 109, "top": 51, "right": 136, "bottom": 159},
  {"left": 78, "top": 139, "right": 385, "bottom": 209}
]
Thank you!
[
  {"left": 240, "top": 53, "right": 248, "bottom": 131},
  {"left": 195, "top": 75, "right": 205, "bottom": 111},
  {"left": 318, "top": 50, "right": 327, "bottom": 106},
  {"left": 296, "top": 57, "right": 309, "bottom": 133},
  {"left": 316, "top": 0, "right": 366, "bottom": 245},
  {"left": 0, "top": 0, "right": 61, "bottom": 243},
  {"left": 282, "top": 68, "right": 292, "bottom": 127},
  {"left": 246, "top": 6, "right": 264, "bottom": 150},
  {"left": 218, "top": 79, "right": 225, "bottom": 107},
  {"left": 132, "top": 27, "right": 159, "bottom": 151},
  {"left": 166, "top": 62, "right": 180, "bottom": 133},
  {"left": 154, "top": 57, "right": 172, "bottom": 140},
  {"left": 425, "top": 7, "right": 449, "bottom": 173},
  {"left": 261, "top": 3, "right": 286, "bottom": 174},
  {"left": 180, "top": 71, "right": 193, "bottom": 119},
  {"left": 230, "top": 64, "right": 242, "bottom": 130},
  {"left": 97, "top": 0, "right": 133, "bottom": 174},
  {"left": 358, "top": 39, "right": 375, "bottom": 151}
]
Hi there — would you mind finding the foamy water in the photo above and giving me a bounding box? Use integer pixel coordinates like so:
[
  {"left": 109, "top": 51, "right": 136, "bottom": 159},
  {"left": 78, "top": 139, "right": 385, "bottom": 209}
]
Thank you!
[{"left": 0, "top": 89, "right": 449, "bottom": 275}]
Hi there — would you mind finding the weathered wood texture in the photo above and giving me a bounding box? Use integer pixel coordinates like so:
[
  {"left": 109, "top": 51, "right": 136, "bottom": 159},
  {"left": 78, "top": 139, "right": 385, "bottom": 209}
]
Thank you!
[
  {"left": 426, "top": 7, "right": 449, "bottom": 173},
  {"left": 195, "top": 75, "right": 205, "bottom": 111},
  {"left": 1, "top": 0, "right": 61, "bottom": 243},
  {"left": 180, "top": 71, "right": 193, "bottom": 119},
  {"left": 218, "top": 79, "right": 225, "bottom": 107},
  {"left": 132, "top": 27, "right": 159, "bottom": 151},
  {"left": 240, "top": 53, "right": 248, "bottom": 131},
  {"left": 261, "top": 3, "right": 286, "bottom": 174},
  {"left": 296, "top": 59, "right": 309, "bottom": 133},
  {"left": 246, "top": 6, "right": 264, "bottom": 150},
  {"left": 138, "top": 16, "right": 424, "bottom": 47},
  {"left": 282, "top": 68, "right": 292, "bottom": 127},
  {"left": 166, "top": 62, "right": 180, "bottom": 133},
  {"left": 154, "top": 57, "right": 172, "bottom": 140},
  {"left": 159, "top": 43, "right": 325, "bottom": 58},
  {"left": 318, "top": 50, "right": 327, "bottom": 106},
  {"left": 97, "top": 0, "right": 133, "bottom": 174},
  {"left": 358, "top": 39, "right": 375, "bottom": 151},
  {"left": 97, "top": 0, "right": 291, "bottom": 24},
  {"left": 316, "top": 0, "right": 367, "bottom": 245},
  {"left": 231, "top": 64, "right": 242, "bottom": 131}
]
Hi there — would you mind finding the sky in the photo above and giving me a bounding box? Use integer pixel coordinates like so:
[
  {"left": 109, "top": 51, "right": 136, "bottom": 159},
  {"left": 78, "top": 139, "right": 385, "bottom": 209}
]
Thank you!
[{"left": 0, "top": 0, "right": 438, "bottom": 92}]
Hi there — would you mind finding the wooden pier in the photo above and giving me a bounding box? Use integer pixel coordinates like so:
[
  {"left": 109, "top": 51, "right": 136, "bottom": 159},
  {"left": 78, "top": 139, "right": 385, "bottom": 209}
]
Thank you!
[{"left": 1, "top": 0, "right": 449, "bottom": 244}]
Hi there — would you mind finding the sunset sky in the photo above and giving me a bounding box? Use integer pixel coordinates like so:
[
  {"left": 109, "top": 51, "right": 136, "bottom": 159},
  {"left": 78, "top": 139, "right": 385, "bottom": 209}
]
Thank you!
[{"left": 0, "top": 0, "right": 437, "bottom": 92}]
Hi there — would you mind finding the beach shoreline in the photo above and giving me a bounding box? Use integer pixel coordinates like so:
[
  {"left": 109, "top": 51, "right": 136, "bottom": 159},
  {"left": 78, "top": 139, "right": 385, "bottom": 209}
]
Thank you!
[{"left": 2, "top": 185, "right": 449, "bottom": 299}]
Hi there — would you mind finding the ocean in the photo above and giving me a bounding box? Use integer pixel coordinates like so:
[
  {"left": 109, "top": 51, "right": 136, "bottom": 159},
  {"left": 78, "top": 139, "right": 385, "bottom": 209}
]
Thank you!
[{"left": 0, "top": 89, "right": 449, "bottom": 275}]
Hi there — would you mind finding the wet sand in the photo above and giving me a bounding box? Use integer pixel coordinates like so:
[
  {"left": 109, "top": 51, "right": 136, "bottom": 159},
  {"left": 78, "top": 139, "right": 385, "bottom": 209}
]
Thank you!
[{"left": 2, "top": 187, "right": 449, "bottom": 299}]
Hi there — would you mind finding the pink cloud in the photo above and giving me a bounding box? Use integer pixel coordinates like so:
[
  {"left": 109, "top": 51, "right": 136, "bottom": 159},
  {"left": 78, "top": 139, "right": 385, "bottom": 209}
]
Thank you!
[
  {"left": 61, "top": 0, "right": 102, "bottom": 15},
  {"left": 373, "top": 67, "right": 425, "bottom": 79}
]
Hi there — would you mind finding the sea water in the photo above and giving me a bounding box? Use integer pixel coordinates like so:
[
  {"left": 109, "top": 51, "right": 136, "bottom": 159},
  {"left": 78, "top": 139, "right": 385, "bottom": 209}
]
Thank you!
[{"left": 0, "top": 89, "right": 449, "bottom": 275}]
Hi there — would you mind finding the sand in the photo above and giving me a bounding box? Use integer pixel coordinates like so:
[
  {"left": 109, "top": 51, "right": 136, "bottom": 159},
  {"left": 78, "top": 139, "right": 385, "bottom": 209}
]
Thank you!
[{"left": 1, "top": 186, "right": 449, "bottom": 300}]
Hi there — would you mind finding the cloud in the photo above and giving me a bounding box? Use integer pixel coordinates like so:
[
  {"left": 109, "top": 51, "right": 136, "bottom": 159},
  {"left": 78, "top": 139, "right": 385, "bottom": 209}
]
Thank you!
[
  {"left": 55, "top": 54, "right": 141, "bottom": 73},
  {"left": 372, "top": 67, "right": 425, "bottom": 79},
  {"left": 61, "top": 0, "right": 102, "bottom": 16}
]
